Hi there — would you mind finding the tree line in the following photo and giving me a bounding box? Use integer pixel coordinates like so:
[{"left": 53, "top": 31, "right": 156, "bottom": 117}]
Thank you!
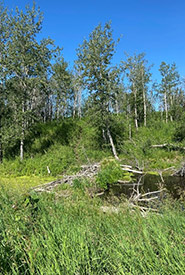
[{"left": 0, "top": 3, "right": 184, "bottom": 161}]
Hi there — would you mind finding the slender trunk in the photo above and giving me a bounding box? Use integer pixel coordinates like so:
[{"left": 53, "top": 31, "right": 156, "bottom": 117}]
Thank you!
[
  {"left": 170, "top": 94, "right": 173, "bottom": 122},
  {"left": 78, "top": 88, "right": 82, "bottom": 118},
  {"left": 164, "top": 90, "right": 168, "bottom": 123},
  {"left": 49, "top": 97, "right": 53, "bottom": 121},
  {"left": 20, "top": 103, "right": 25, "bottom": 161},
  {"left": 129, "top": 123, "right": 132, "bottom": 140},
  {"left": 61, "top": 96, "right": 67, "bottom": 118},
  {"left": 107, "top": 128, "right": 119, "bottom": 160},
  {"left": 142, "top": 69, "right": 147, "bottom": 126},
  {"left": 20, "top": 136, "right": 24, "bottom": 161},
  {"left": 73, "top": 91, "right": 78, "bottom": 118},
  {"left": 115, "top": 99, "right": 119, "bottom": 115},
  {"left": 56, "top": 96, "right": 60, "bottom": 120},
  {"left": 133, "top": 83, "right": 138, "bottom": 130},
  {"left": 102, "top": 129, "right": 107, "bottom": 143}
]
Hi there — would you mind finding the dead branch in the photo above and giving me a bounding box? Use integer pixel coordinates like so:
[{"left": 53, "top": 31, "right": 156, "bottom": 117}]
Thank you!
[
  {"left": 120, "top": 164, "right": 133, "bottom": 169},
  {"left": 128, "top": 174, "right": 164, "bottom": 215},
  {"left": 117, "top": 180, "right": 132, "bottom": 184},
  {"left": 121, "top": 167, "right": 143, "bottom": 174},
  {"left": 141, "top": 189, "right": 165, "bottom": 197},
  {"left": 138, "top": 196, "right": 159, "bottom": 202},
  {"left": 151, "top": 143, "right": 185, "bottom": 151}
]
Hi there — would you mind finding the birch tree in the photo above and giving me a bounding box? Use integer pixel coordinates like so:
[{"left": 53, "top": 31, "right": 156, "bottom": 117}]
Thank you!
[
  {"left": 75, "top": 22, "right": 120, "bottom": 159},
  {"left": 6, "top": 4, "right": 55, "bottom": 160},
  {"left": 122, "top": 53, "right": 151, "bottom": 128},
  {"left": 0, "top": 3, "right": 11, "bottom": 162},
  {"left": 159, "top": 62, "right": 180, "bottom": 123}
]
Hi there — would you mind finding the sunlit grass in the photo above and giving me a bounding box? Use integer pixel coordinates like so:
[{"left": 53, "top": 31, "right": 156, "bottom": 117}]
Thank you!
[
  {"left": 0, "top": 175, "right": 56, "bottom": 193},
  {"left": 0, "top": 184, "right": 184, "bottom": 274}
]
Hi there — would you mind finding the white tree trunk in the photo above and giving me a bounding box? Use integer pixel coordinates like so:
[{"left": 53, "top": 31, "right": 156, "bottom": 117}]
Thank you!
[
  {"left": 73, "top": 91, "right": 78, "bottom": 118},
  {"left": 142, "top": 69, "right": 147, "bottom": 126},
  {"left": 170, "top": 94, "right": 173, "bottom": 122},
  {"left": 164, "top": 90, "right": 168, "bottom": 123},
  {"left": 115, "top": 99, "right": 119, "bottom": 115},
  {"left": 78, "top": 88, "right": 82, "bottom": 118},
  {"left": 20, "top": 137, "right": 24, "bottom": 161},
  {"left": 133, "top": 83, "right": 138, "bottom": 130},
  {"left": 107, "top": 128, "right": 119, "bottom": 160},
  {"left": 20, "top": 102, "right": 25, "bottom": 161}
]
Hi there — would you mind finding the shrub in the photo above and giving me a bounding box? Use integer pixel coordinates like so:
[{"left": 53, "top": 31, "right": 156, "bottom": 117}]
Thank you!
[{"left": 96, "top": 158, "right": 132, "bottom": 189}]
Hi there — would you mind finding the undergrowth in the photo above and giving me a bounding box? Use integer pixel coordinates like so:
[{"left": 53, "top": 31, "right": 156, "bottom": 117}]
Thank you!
[
  {"left": 0, "top": 119, "right": 184, "bottom": 176},
  {"left": 121, "top": 121, "right": 184, "bottom": 169}
]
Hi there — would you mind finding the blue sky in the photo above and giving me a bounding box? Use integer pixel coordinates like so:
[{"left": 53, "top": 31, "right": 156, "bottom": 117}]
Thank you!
[{"left": 5, "top": 0, "right": 185, "bottom": 82}]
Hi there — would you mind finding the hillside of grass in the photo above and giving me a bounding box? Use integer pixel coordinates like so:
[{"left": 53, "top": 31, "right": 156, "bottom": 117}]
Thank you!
[{"left": 0, "top": 118, "right": 184, "bottom": 179}]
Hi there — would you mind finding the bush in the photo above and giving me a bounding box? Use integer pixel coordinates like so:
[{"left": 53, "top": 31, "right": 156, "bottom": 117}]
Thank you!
[
  {"left": 0, "top": 144, "right": 77, "bottom": 176},
  {"left": 96, "top": 158, "right": 132, "bottom": 189}
]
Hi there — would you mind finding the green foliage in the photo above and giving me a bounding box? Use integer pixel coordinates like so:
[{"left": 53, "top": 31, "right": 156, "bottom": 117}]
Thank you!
[
  {"left": 174, "top": 122, "right": 185, "bottom": 142},
  {"left": 51, "top": 57, "right": 73, "bottom": 119},
  {"left": 96, "top": 158, "right": 132, "bottom": 189},
  {"left": 26, "top": 120, "right": 76, "bottom": 154},
  {"left": 75, "top": 21, "right": 121, "bottom": 135},
  {"left": 4, "top": 119, "right": 77, "bottom": 158},
  {"left": 0, "top": 144, "right": 76, "bottom": 176},
  {"left": 122, "top": 52, "right": 152, "bottom": 126},
  {"left": 72, "top": 178, "right": 91, "bottom": 191},
  {"left": 120, "top": 121, "right": 183, "bottom": 169},
  {"left": 1, "top": 118, "right": 184, "bottom": 177}
]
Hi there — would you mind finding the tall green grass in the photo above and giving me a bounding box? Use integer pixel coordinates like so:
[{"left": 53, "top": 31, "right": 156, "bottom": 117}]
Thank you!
[{"left": 0, "top": 186, "right": 184, "bottom": 274}]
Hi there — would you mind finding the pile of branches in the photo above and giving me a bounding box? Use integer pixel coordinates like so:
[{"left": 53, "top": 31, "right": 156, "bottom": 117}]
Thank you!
[
  {"left": 128, "top": 177, "right": 164, "bottom": 216},
  {"left": 32, "top": 163, "right": 100, "bottom": 192}
]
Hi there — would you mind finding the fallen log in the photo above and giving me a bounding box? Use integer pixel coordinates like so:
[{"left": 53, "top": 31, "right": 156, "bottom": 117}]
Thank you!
[
  {"left": 117, "top": 180, "right": 132, "bottom": 184},
  {"left": 120, "top": 164, "right": 133, "bottom": 169},
  {"left": 121, "top": 167, "right": 143, "bottom": 174},
  {"left": 151, "top": 143, "right": 185, "bottom": 151}
]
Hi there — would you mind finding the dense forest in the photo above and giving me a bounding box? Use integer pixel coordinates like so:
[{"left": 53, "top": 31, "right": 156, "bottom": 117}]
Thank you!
[{"left": 0, "top": 3, "right": 185, "bottom": 274}]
